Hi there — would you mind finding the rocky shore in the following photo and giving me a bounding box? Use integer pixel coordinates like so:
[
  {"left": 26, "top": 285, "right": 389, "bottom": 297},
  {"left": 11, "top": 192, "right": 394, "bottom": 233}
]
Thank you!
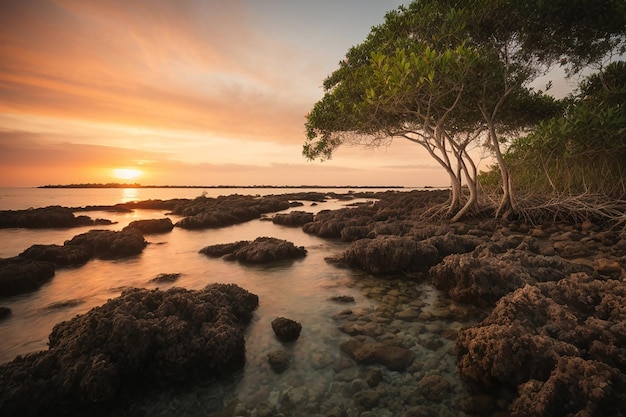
[
  {"left": 1, "top": 189, "right": 625, "bottom": 416},
  {"left": 0, "top": 283, "right": 259, "bottom": 417},
  {"left": 296, "top": 190, "right": 626, "bottom": 416},
  {"left": 0, "top": 229, "right": 148, "bottom": 297}
]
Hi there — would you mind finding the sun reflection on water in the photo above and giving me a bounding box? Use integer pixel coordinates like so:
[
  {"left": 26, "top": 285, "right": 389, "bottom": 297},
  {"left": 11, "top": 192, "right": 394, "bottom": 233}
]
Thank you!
[{"left": 121, "top": 188, "right": 139, "bottom": 203}]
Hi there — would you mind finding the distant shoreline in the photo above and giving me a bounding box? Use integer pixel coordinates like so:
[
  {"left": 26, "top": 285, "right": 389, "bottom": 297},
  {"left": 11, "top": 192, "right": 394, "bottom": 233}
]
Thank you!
[{"left": 37, "top": 183, "right": 419, "bottom": 189}]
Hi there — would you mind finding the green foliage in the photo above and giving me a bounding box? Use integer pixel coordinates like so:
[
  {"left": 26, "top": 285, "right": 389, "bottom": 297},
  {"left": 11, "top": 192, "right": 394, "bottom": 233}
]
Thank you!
[
  {"left": 487, "top": 62, "right": 626, "bottom": 197},
  {"left": 305, "top": 0, "right": 626, "bottom": 217},
  {"left": 304, "top": 0, "right": 622, "bottom": 162}
]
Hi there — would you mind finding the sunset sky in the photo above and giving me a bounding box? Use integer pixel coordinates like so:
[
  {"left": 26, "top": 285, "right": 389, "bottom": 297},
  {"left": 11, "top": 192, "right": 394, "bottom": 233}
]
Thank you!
[{"left": 0, "top": 0, "right": 577, "bottom": 187}]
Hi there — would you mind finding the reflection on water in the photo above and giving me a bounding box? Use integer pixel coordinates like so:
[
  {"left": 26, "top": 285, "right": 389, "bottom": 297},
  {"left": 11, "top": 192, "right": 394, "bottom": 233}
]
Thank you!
[
  {"left": 121, "top": 187, "right": 139, "bottom": 203},
  {"left": 0, "top": 199, "right": 371, "bottom": 363},
  {"left": 0, "top": 195, "right": 480, "bottom": 416}
]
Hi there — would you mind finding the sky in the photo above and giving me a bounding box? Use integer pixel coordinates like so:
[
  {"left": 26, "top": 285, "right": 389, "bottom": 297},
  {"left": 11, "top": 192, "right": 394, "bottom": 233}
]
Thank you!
[{"left": 0, "top": 0, "right": 579, "bottom": 188}]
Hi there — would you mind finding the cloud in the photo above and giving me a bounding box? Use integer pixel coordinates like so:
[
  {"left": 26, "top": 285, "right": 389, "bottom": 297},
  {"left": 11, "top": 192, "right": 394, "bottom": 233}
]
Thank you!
[
  {"left": 0, "top": 0, "right": 315, "bottom": 145},
  {"left": 0, "top": 130, "right": 443, "bottom": 187}
]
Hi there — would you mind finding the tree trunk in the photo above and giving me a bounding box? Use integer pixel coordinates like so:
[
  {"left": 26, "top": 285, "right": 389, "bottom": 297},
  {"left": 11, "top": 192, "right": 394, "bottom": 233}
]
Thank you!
[
  {"left": 487, "top": 125, "right": 514, "bottom": 218},
  {"left": 447, "top": 172, "right": 462, "bottom": 217},
  {"left": 451, "top": 151, "right": 479, "bottom": 222}
]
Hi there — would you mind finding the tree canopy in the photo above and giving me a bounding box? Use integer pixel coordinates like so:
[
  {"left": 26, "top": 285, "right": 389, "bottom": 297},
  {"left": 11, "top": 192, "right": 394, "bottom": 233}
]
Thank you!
[{"left": 304, "top": 0, "right": 626, "bottom": 220}]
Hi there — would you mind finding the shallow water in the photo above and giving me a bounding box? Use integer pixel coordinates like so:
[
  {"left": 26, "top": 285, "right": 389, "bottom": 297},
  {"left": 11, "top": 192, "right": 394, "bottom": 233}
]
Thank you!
[{"left": 0, "top": 188, "right": 485, "bottom": 416}]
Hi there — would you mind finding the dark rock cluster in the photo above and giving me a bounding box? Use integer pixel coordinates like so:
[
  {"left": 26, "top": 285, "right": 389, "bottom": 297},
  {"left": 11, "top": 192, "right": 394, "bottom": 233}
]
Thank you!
[
  {"left": 0, "top": 229, "right": 147, "bottom": 297},
  {"left": 63, "top": 229, "right": 147, "bottom": 259},
  {"left": 0, "top": 306, "right": 12, "bottom": 319},
  {"left": 164, "top": 194, "right": 291, "bottom": 230},
  {"left": 0, "top": 257, "right": 56, "bottom": 297},
  {"left": 271, "top": 316, "right": 302, "bottom": 342},
  {"left": 0, "top": 283, "right": 259, "bottom": 417},
  {"left": 122, "top": 217, "right": 174, "bottom": 234},
  {"left": 298, "top": 190, "right": 626, "bottom": 415},
  {"left": 200, "top": 237, "right": 307, "bottom": 264},
  {"left": 272, "top": 210, "right": 314, "bottom": 227},
  {"left": 0, "top": 206, "right": 113, "bottom": 229},
  {"left": 457, "top": 273, "right": 626, "bottom": 417}
]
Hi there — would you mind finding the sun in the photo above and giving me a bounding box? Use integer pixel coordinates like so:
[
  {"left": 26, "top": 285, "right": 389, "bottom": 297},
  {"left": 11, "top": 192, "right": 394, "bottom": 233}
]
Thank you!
[{"left": 112, "top": 168, "right": 143, "bottom": 180}]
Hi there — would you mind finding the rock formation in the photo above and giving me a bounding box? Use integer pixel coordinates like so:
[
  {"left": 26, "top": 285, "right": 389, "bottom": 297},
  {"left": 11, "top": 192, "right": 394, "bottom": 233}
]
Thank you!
[
  {"left": 200, "top": 237, "right": 306, "bottom": 264},
  {"left": 0, "top": 283, "right": 259, "bottom": 417}
]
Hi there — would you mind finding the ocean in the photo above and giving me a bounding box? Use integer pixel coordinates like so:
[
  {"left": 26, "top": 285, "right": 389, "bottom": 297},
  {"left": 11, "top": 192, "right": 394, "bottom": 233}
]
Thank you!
[{"left": 0, "top": 187, "right": 475, "bottom": 416}]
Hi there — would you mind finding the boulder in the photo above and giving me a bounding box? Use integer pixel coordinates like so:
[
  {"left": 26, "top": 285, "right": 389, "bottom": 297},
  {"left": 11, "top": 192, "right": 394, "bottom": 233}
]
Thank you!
[
  {"left": 19, "top": 244, "right": 91, "bottom": 266},
  {"left": 0, "top": 306, "right": 11, "bottom": 320},
  {"left": 0, "top": 258, "right": 55, "bottom": 297},
  {"left": 199, "top": 241, "right": 249, "bottom": 258},
  {"left": 122, "top": 218, "right": 174, "bottom": 234},
  {"left": 200, "top": 237, "right": 306, "bottom": 264},
  {"left": 0, "top": 283, "right": 259, "bottom": 417},
  {"left": 271, "top": 317, "right": 302, "bottom": 342},
  {"left": 272, "top": 211, "right": 314, "bottom": 227},
  {"left": 430, "top": 252, "right": 530, "bottom": 307},
  {"left": 340, "top": 236, "right": 439, "bottom": 275},
  {"left": 64, "top": 229, "right": 147, "bottom": 259}
]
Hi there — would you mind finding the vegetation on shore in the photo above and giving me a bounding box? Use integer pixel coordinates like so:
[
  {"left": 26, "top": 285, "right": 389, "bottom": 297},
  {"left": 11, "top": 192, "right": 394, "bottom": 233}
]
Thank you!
[{"left": 303, "top": 0, "right": 626, "bottom": 223}]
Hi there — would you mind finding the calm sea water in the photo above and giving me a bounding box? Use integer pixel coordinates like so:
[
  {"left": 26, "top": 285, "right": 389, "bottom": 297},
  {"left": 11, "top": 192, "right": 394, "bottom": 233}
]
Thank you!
[
  {"left": 0, "top": 187, "right": 384, "bottom": 362},
  {"left": 0, "top": 187, "right": 474, "bottom": 416}
]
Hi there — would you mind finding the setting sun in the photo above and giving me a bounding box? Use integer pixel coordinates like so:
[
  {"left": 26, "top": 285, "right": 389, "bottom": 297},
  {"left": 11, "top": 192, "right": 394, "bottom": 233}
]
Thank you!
[{"left": 112, "top": 168, "right": 143, "bottom": 180}]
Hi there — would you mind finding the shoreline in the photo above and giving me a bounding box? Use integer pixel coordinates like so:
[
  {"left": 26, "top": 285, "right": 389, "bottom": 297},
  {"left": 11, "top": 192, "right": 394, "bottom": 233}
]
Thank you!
[
  {"left": 37, "top": 184, "right": 424, "bottom": 189},
  {"left": 0, "top": 189, "right": 624, "bottom": 416}
]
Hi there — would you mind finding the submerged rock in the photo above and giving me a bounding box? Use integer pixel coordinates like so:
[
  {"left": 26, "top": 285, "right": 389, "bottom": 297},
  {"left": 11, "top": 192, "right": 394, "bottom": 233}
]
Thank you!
[
  {"left": 268, "top": 350, "right": 291, "bottom": 373},
  {"left": 417, "top": 374, "right": 452, "bottom": 402},
  {"left": 0, "top": 283, "right": 259, "bottom": 417},
  {"left": 339, "top": 337, "right": 415, "bottom": 371},
  {"left": 200, "top": 237, "right": 306, "bottom": 264}
]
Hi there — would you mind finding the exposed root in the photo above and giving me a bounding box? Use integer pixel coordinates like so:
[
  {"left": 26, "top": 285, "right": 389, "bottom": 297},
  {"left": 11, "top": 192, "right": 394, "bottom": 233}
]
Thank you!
[
  {"left": 416, "top": 202, "right": 453, "bottom": 223},
  {"left": 513, "top": 193, "right": 626, "bottom": 229}
]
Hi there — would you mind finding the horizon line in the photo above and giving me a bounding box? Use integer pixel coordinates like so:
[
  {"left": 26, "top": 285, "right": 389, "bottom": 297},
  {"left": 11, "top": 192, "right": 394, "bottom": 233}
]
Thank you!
[{"left": 35, "top": 183, "right": 437, "bottom": 189}]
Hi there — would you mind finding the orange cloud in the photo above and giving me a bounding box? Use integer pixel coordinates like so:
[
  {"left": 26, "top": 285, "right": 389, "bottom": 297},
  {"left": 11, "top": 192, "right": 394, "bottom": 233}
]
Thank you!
[{"left": 0, "top": 0, "right": 314, "bottom": 145}]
